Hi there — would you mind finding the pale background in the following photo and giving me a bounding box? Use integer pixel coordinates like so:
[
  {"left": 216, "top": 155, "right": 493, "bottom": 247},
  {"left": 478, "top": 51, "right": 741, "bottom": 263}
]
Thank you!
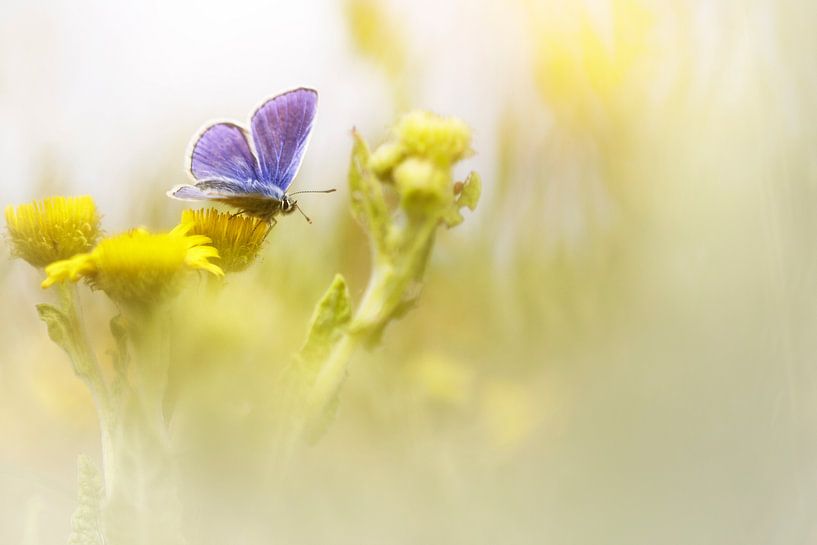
[{"left": 2, "top": 1, "right": 817, "bottom": 544}]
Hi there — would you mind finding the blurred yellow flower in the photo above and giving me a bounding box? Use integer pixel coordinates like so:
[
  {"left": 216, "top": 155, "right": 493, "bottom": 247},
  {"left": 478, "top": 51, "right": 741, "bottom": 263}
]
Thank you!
[
  {"left": 393, "top": 158, "right": 452, "bottom": 215},
  {"left": 344, "top": 0, "right": 406, "bottom": 79},
  {"left": 182, "top": 208, "right": 269, "bottom": 273},
  {"left": 408, "top": 353, "right": 475, "bottom": 407},
  {"left": 5, "top": 196, "right": 100, "bottom": 268},
  {"left": 396, "top": 111, "right": 472, "bottom": 167},
  {"left": 42, "top": 224, "right": 222, "bottom": 306},
  {"left": 368, "top": 142, "right": 404, "bottom": 178},
  {"left": 531, "top": 0, "right": 653, "bottom": 125},
  {"left": 480, "top": 380, "right": 538, "bottom": 451},
  {"left": 366, "top": 111, "right": 472, "bottom": 179}
]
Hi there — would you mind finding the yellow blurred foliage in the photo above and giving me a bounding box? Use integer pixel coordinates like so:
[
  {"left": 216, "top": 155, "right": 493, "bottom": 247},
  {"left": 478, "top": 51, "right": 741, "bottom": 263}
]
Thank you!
[
  {"left": 407, "top": 352, "right": 476, "bottom": 407},
  {"left": 479, "top": 379, "right": 539, "bottom": 452},
  {"left": 530, "top": 0, "right": 653, "bottom": 128}
]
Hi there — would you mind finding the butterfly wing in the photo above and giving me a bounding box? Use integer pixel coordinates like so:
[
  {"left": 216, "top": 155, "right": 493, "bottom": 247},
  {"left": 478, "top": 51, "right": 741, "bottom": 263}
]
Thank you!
[
  {"left": 167, "top": 181, "right": 280, "bottom": 220},
  {"left": 167, "top": 184, "right": 211, "bottom": 200},
  {"left": 188, "top": 122, "right": 259, "bottom": 185},
  {"left": 250, "top": 88, "right": 318, "bottom": 193},
  {"left": 167, "top": 180, "right": 253, "bottom": 201}
]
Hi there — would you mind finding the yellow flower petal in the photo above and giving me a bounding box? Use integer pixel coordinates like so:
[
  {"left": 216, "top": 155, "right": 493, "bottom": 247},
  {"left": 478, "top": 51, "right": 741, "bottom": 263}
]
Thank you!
[
  {"left": 42, "top": 226, "right": 222, "bottom": 307},
  {"left": 181, "top": 208, "right": 270, "bottom": 273},
  {"left": 42, "top": 254, "right": 96, "bottom": 288}
]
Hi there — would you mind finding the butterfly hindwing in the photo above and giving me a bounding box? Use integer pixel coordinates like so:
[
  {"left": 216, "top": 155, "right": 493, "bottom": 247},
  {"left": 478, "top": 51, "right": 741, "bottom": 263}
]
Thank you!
[
  {"left": 167, "top": 184, "right": 210, "bottom": 200},
  {"left": 168, "top": 181, "right": 252, "bottom": 201},
  {"left": 250, "top": 88, "right": 318, "bottom": 192}
]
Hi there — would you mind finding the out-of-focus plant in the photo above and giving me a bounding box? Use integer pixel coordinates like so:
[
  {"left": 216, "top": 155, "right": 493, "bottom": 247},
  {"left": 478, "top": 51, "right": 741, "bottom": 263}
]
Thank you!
[
  {"left": 5, "top": 109, "right": 479, "bottom": 543},
  {"left": 529, "top": 0, "right": 654, "bottom": 132},
  {"left": 5, "top": 199, "right": 268, "bottom": 544},
  {"left": 290, "top": 111, "right": 480, "bottom": 441},
  {"left": 480, "top": 0, "right": 656, "bottom": 347},
  {"left": 517, "top": 0, "right": 655, "bottom": 233},
  {"left": 344, "top": 0, "right": 411, "bottom": 111},
  {"left": 5, "top": 197, "right": 106, "bottom": 403}
]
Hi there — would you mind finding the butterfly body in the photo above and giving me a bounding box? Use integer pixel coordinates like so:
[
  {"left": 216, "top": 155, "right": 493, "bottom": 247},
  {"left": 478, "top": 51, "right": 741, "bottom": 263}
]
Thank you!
[
  {"left": 168, "top": 88, "right": 325, "bottom": 222},
  {"left": 216, "top": 194, "right": 296, "bottom": 222}
]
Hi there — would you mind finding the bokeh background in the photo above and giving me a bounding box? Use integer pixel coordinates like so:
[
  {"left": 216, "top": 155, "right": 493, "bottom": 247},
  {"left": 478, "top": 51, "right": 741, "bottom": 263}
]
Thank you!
[{"left": 3, "top": 0, "right": 817, "bottom": 543}]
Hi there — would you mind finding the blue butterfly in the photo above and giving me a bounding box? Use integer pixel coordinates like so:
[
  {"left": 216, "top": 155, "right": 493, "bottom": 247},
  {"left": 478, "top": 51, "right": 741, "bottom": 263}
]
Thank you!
[{"left": 168, "top": 87, "right": 333, "bottom": 223}]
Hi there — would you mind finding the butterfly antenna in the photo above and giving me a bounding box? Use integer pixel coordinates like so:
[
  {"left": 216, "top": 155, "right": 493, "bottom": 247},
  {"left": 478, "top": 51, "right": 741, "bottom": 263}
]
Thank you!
[
  {"left": 294, "top": 203, "right": 313, "bottom": 224},
  {"left": 287, "top": 188, "right": 337, "bottom": 196}
]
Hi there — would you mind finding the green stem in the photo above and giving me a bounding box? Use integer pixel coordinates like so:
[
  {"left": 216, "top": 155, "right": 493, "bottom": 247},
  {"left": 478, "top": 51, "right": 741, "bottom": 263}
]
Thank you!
[
  {"left": 128, "top": 310, "right": 172, "bottom": 428},
  {"left": 303, "top": 219, "right": 439, "bottom": 436},
  {"left": 57, "top": 282, "right": 111, "bottom": 409},
  {"left": 303, "top": 260, "right": 400, "bottom": 436},
  {"left": 103, "top": 309, "right": 185, "bottom": 545},
  {"left": 304, "top": 333, "right": 359, "bottom": 429},
  {"left": 55, "top": 282, "right": 117, "bottom": 497}
]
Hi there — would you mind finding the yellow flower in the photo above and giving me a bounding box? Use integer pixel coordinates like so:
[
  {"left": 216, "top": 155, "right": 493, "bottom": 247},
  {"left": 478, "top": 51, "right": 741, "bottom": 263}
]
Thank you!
[
  {"left": 5, "top": 196, "right": 101, "bottom": 268},
  {"left": 395, "top": 111, "right": 472, "bottom": 167},
  {"left": 42, "top": 224, "right": 222, "bottom": 306},
  {"left": 181, "top": 208, "right": 269, "bottom": 273}
]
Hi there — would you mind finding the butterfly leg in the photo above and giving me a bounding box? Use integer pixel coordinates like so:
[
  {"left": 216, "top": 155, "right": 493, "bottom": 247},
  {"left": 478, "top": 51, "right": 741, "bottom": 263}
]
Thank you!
[{"left": 250, "top": 217, "right": 273, "bottom": 237}]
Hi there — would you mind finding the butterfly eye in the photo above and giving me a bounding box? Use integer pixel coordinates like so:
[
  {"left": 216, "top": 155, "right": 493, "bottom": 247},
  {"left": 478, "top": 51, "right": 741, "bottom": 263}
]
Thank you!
[{"left": 278, "top": 197, "right": 290, "bottom": 213}]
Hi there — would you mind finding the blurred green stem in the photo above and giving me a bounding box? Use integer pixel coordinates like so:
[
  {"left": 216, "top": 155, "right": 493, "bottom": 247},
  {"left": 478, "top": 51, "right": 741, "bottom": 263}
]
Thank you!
[
  {"left": 304, "top": 237, "right": 429, "bottom": 435},
  {"left": 299, "top": 116, "right": 479, "bottom": 441},
  {"left": 56, "top": 283, "right": 109, "bottom": 405},
  {"left": 54, "top": 282, "right": 117, "bottom": 496},
  {"left": 300, "top": 267, "right": 391, "bottom": 441},
  {"left": 305, "top": 333, "right": 358, "bottom": 431},
  {"left": 102, "top": 310, "right": 185, "bottom": 545}
]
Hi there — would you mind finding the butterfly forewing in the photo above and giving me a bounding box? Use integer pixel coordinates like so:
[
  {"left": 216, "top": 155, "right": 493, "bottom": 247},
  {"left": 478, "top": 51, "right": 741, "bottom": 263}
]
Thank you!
[
  {"left": 250, "top": 88, "right": 318, "bottom": 192},
  {"left": 189, "top": 123, "right": 259, "bottom": 185}
]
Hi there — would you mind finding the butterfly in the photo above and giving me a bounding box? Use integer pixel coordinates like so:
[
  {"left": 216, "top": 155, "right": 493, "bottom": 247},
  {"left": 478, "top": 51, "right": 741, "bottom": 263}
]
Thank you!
[{"left": 167, "top": 87, "right": 334, "bottom": 223}]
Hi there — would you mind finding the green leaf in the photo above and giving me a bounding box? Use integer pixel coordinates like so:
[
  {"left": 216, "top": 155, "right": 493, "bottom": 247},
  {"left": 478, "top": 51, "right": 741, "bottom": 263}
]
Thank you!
[
  {"left": 459, "top": 171, "right": 482, "bottom": 211},
  {"left": 67, "top": 455, "right": 104, "bottom": 545},
  {"left": 348, "top": 130, "right": 390, "bottom": 254},
  {"left": 297, "top": 274, "right": 353, "bottom": 379},
  {"left": 442, "top": 171, "right": 481, "bottom": 228},
  {"left": 36, "top": 303, "right": 73, "bottom": 353}
]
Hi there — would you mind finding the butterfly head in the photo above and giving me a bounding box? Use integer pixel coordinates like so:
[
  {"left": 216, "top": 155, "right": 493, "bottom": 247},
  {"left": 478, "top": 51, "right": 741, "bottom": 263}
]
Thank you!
[{"left": 280, "top": 194, "right": 298, "bottom": 215}]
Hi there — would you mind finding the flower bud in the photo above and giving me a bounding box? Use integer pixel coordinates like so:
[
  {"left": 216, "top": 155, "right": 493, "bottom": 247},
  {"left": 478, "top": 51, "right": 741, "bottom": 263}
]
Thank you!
[
  {"left": 395, "top": 111, "right": 472, "bottom": 166},
  {"left": 393, "top": 158, "right": 451, "bottom": 215},
  {"left": 368, "top": 142, "right": 405, "bottom": 179}
]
